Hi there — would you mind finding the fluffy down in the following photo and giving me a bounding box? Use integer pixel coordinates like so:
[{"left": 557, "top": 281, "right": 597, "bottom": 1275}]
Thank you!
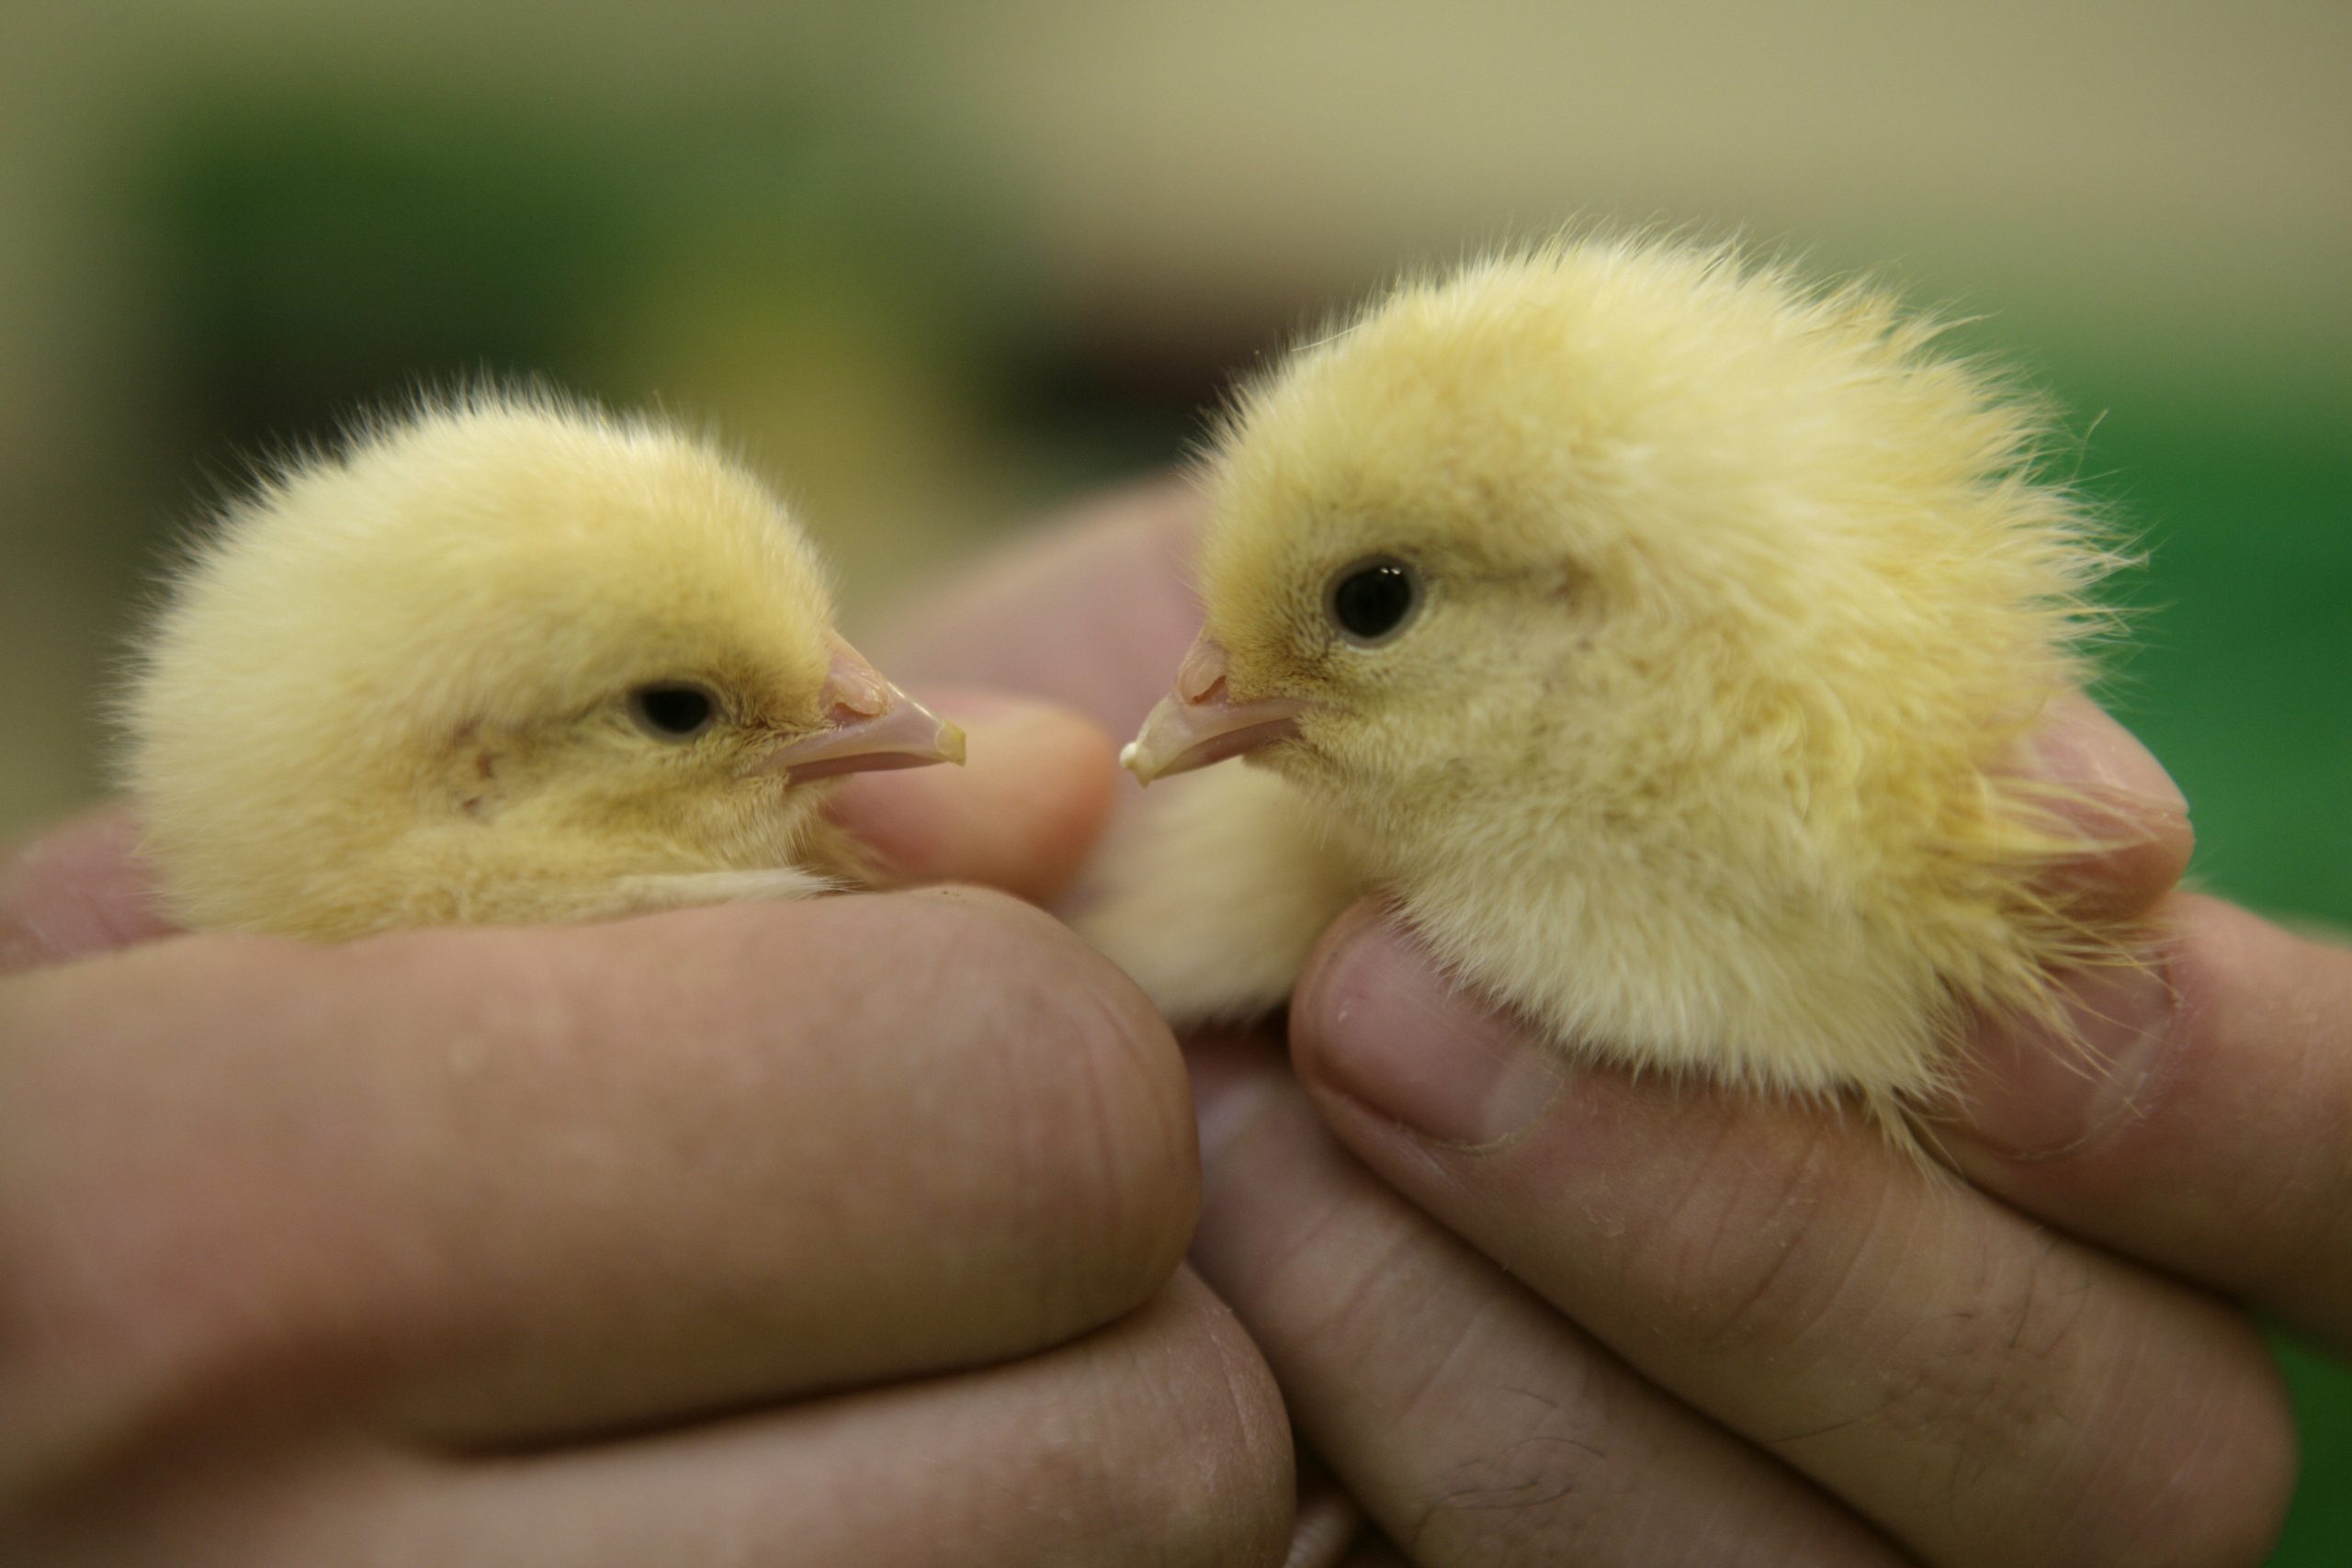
[
  {"left": 1077, "top": 235, "right": 2139, "bottom": 1125},
  {"left": 123, "top": 389, "right": 960, "bottom": 940}
]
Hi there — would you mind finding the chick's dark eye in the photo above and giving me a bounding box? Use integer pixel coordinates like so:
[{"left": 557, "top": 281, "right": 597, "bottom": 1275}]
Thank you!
[
  {"left": 1328, "top": 558, "right": 1420, "bottom": 645},
  {"left": 628, "top": 682, "right": 718, "bottom": 740}
]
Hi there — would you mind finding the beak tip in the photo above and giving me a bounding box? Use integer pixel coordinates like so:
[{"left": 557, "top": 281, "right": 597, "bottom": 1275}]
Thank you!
[
  {"left": 1117, "top": 739, "right": 1156, "bottom": 784},
  {"left": 763, "top": 687, "right": 966, "bottom": 782}
]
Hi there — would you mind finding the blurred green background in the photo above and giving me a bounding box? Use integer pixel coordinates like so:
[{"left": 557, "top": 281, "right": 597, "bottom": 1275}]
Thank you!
[{"left": 2, "top": 3, "right": 2345, "bottom": 1556}]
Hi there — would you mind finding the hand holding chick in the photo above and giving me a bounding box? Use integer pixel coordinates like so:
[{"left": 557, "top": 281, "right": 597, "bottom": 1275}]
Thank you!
[
  {"left": 1083, "top": 236, "right": 2141, "bottom": 1128},
  {"left": 124, "top": 390, "right": 964, "bottom": 939},
  {"left": 0, "top": 772, "right": 1287, "bottom": 1565},
  {"left": 11, "top": 442, "right": 1280, "bottom": 1562},
  {"left": 884, "top": 479, "right": 2317, "bottom": 1568}
]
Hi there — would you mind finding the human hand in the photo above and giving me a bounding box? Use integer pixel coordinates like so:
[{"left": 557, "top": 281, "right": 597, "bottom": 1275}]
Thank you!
[
  {"left": 882, "top": 483, "right": 2312, "bottom": 1567},
  {"left": 0, "top": 694, "right": 1292, "bottom": 1565}
]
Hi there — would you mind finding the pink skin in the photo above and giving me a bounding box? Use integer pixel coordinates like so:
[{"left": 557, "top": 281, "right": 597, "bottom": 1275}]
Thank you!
[
  {"left": 878, "top": 479, "right": 2316, "bottom": 1568},
  {"left": 6, "top": 480, "right": 2335, "bottom": 1565},
  {"left": 0, "top": 687, "right": 1289, "bottom": 1565}
]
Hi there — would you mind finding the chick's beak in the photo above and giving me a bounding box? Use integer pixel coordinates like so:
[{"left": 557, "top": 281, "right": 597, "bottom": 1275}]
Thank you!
[
  {"left": 763, "top": 639, "right": 967, "bottom": 782},
  {"left": 1121, "top": 637, "right": 1309, "bottom": 785}
]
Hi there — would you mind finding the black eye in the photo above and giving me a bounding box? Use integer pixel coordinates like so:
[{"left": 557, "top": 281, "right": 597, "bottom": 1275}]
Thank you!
[
  {"left": 1327, "top": 558, "right": 1420, "bottom": 645},
  {"left": 628, "top": 682, "right": 718, "bottom": 740}
]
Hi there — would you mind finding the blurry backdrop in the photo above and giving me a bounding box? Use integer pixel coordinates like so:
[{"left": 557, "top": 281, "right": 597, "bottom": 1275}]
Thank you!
[{"left": 2, "top": 4, "right": 2346, "bottom": 1557}]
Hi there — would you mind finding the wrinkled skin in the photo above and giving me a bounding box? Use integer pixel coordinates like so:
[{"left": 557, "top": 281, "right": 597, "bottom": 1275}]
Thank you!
[
  {"left": 6, "top": 480, "right": 2346, "bottom": 1566},
  {"left": 0, "top": 689, "right": 1294, "bottom": 1568},
  {"left": 883, "top": 479, "right": 2336, "bottom": 1568}
]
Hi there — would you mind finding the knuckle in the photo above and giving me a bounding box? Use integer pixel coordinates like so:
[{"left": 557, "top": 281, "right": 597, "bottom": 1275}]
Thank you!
[
  {"left": 1619, "top": 1113, "right": 1867, "bottom": 1354},
  {"left": 1851, "top": 1252, "right": 2290, "bottom": 1568},
  {"left": 1860, "top": 1235, "right": 2097, "bottom": 1477}
]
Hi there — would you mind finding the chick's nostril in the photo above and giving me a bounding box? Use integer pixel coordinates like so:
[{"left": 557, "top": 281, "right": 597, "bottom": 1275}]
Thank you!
[
  {"left": 820, "top": 637, "right": 894, "bottom": 717},
  {"left": 823, "top": 674, "right": 888, "bottom": 718},
  {"left": 1176, "top": 638, "right": 1231, "bottom": 704}
]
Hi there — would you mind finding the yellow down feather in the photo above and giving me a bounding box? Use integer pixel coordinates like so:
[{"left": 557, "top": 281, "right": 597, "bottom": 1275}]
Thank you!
[
  {"left": 1079, "top": 235, "right": 2137, "bottom": 1124},
  {"left": 122, "top": 389, "right": 876, "bottom": 939}
]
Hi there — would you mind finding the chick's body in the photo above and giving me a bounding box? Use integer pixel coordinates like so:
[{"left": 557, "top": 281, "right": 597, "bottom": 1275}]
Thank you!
[
  {"left": 1082, "top": 238, "right": 2127, "bottom": 1116},
  {"left": 127, "top": 392, "right": 956, "bottom": 940}
]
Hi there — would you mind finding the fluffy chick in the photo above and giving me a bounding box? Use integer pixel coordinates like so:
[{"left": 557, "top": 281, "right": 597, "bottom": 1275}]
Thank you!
[
  {"left": 1078, "top": 236, "right": 2134, "bottom": 1122},
  {"left": 123, "top": 389, "right": 962, "bottom": 940}
]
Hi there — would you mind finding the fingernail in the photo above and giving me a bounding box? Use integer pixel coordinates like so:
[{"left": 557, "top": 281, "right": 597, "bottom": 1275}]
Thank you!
[
  {"left": 1954, "top": 958, "right": 2178, "bottom": 1158},
  {"left": 2028, "top": 694, "right": 2189, "bottom": 821},
  {"left": 1294, "top": 906, "right": 1567, "bottom": 1146}
]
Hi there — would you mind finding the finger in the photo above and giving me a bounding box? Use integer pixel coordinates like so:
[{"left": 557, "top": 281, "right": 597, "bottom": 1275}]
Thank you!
[
  {"left": 23, "top": 1272, "right": 1294, "bottom": 1568},
  {"left": 0, "top": 807, "right": 176, "bottom": 975},
  {"left": 1944, "top": 891, "right": 2352, "bottom": 1348},
  {"left": 1285, "top": 1450, "right": 1365, "bottom": 1568},
  {"left": 1285, "top": 1504, "right": 1360, "bottom": 1568},
  {"left": 1288, "top": 909, "right": 2296, "bottom": 1568},
  {"left": 460, "top": 1271, "right": 1289, "bottom": 1568},
  {"left": 3, "top": 888, "right": 1195, "bottom": 1450},
  {"left": 872, "top": 478, "right": 1205, "bottom": 736},
  {"left": 2008, "top": 691, "right": 2192, "bottom": 920},
  {"left": 829, "top": 690, "right": 1119, "bottom": 903},
  {"left": 1184, "top": 1032, "right": 1908, "bottom": 1568}
]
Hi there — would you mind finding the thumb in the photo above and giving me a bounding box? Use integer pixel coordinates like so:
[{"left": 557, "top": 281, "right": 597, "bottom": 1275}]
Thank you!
[{"left": 827, "top": 688, "right": 1119, "bottom": 904}]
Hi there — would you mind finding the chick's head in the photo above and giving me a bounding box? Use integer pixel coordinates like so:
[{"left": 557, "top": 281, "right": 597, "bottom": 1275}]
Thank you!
[
  {"left": 128, "top": 392, "right": 958, "bottom": 936},
  {"left": 1128, "top": 240, "right": 2108, "bottom": 874}
]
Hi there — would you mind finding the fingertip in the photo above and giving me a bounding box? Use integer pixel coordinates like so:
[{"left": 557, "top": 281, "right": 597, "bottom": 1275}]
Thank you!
[
  {"left": 2022, "top": 694, "right": 2195, "bottom": 916},
  {"left": 2033, "top": 692, "right": 2188, "bottom": 818},
  {"left": 0, "top": 806, "right": 177, "bottom": 976},
  {"left": 829, "top": 690, "right": 1120, "bottom": 903},
  {"left": 853, "top": 882, "right": 1200, "bottom": 1274}
]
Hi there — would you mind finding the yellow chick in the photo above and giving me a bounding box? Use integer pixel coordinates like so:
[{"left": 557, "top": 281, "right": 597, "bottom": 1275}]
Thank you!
[
  {"left": 122, "top": 389, "right": 964, "bottom": 940},
  {"left": 1078, "top": 236, "right": 2132, "bottom": 1124}
]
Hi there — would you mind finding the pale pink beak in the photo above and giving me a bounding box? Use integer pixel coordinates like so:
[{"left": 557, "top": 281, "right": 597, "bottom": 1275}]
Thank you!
[
  {"left": 1120, "top": 637, "right": 1309, "bottom": 785},
  {"left": 762, "top": 639, "right": 967, "bottom": 782}
]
